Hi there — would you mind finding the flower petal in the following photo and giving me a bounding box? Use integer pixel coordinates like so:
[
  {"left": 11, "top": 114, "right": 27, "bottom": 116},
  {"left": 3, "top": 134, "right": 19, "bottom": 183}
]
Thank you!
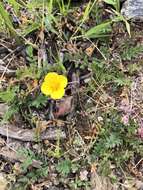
[
  {"left": 41, "top": 82, "right": 52, "bottom": 95},
  {"left": 50, "top": 88, "right": 65, "bottom": 100},
  {"left": 44, "top": 72, "right": 58, "bottom": 83},
  {"left": 58, "top": 75, "right": 68, "bottom": 88}
]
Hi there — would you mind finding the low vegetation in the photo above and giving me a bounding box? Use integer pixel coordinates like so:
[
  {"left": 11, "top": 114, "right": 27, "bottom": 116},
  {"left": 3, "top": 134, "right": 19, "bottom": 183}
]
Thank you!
[{"left": 0, "top": 0, "right": 142, "bottom": 189}]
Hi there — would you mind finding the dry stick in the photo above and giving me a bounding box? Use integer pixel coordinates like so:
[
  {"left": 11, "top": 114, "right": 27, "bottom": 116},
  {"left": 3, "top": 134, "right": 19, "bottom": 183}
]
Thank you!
[
  {"left": 0, "top": 38, "right": 12, "bottom": 45},
  {"left": 0, "top": 42, "right": 13, "bottom": 53},
  {"left": 133, "top": 158, "right": 143, "bottom": 169},
  {"left": 0, "top": 124, "right": 66, "bottom": 141},
  {"left": 0, "top": 54, "right": 14, "bottom": 80},
  {"left": 2, "top": 45, "right": 25, "bottom": 61}
]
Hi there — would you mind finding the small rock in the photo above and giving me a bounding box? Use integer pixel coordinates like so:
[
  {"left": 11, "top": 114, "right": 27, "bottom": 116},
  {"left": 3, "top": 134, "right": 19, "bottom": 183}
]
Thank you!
[
  {"left": 80, "top": 170, "right": 88, "bottom": 181},
  {"left": 121, "top": 0, "right": 143, "bottom": 21}
]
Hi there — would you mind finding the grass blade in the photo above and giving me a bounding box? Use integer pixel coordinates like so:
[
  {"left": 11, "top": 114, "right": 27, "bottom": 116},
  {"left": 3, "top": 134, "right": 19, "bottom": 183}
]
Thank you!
[{"left": 0, "top": 2, "right": 17, "bottom": 37}]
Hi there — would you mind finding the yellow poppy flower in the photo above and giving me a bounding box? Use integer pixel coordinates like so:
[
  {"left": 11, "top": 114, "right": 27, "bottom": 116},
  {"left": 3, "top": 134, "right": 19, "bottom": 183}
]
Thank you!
[{"left": 41, "top": 72, "right": 68, "bottom": 100}]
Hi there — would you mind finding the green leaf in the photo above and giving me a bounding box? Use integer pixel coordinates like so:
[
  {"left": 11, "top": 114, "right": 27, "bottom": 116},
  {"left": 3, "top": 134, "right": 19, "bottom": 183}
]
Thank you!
[
  {"left": 114, "top": 77, "right": 131, "bottom": 86},
  {"left": 112, "top": 10, "right": 131, "bottom": 36},
  {"left": 121, "top": 45, "right": 143, "bottom": 61},
  {"left": 31, "top": 94, "right": 47, "bottom": 108},
  {"left": 44, "top": 14, "right": 57, "bottom": 34},
  {"left": 8, "top": 0, "right": 22, "bottom": 14},
  {"left": 0, "top": 87, "right": 18, "bottom": 103},
  {"left": 84, "top": 22, "right": 112, "bottom": 39},
  {"left": 103, "top": 0, "right": 120, "bottom": 11},
  {"left": 17, "top": 148, "right": 35, "bottom": 171},
  {"left": 27, "top": 0, "right": 48, "bottom": 9},
  {"left": 56, "top": 159, "right": 72, "bottom": 176},
  {"left": 26, "top": 45, "right": 34, "bottom": 58},
  {"left": 16, "top": 65, "right": 42, "bottom": 80},
  {"left": 21, "top": 23, "right": 41, "bottom": 37},
  {"left": 82, "top": 1, "right": 91, "bottom": 23},
  {"left": 105, "top": 133, "right": 123, "bottom": 148},
  {"left": 1, "top": 104, "right": 19, "bottom": 123},
  {"left": 103, "top": 0, "right": 116, "bottom": 5}
]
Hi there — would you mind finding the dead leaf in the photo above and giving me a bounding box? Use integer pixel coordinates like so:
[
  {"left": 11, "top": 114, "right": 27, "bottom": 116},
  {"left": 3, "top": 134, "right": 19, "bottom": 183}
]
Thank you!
[
  {"left": 138, "top": 127, "right": 143, "bottom": 138},
  {"left": 66, "top": 43, "right": 78, "bottom": 54},
  {"left": 38, "top": 30, "right": 45, "bottom": 42},
  {"left": 35, "top": 120, "right": 49, "bottom": 133},
  {"left": 85, "top": 45, "right": 95, "bottom": 57},
  {"left": 20, "top": 15, "right": 28, "bottom": 24},
  {"left": 13, "top": 162, "right": 22, "bottom": 175},
  {"left": 90, "top": 163, "right": 117, "bottom": 190},
  {"left": 54, "top": 96, "right": 73, "bottom": 117}
]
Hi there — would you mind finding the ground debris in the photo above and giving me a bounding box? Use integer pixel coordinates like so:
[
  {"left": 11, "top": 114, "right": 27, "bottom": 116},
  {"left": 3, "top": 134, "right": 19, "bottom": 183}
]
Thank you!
[
  {"left": 0, "top": 147, "right": 42, "bottom": 168},
  {"left": 90, "top": 170, "right": 117, "bottom": 190},
  {"left": 0, "top": 173, "right": 7, "bottom": 190}
]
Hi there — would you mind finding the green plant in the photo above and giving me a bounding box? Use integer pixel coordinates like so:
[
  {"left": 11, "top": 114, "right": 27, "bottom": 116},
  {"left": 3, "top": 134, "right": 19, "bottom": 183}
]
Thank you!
[
  {"left": 0, "top": 86, "right": 18, "bottom": 103},
  {"left": 121, "top": 45, "right": 143, "bottom": 61},
  {"left": 0, "top": 2, "right": 16, "bottom": 37},
  {"left": 91, "top": 112, "right": 142, "bottom": 175},
  {"left": 71, "top": 0, "right": 98, "bottom": 39},
  {"left": 0, "top": 86, "right": 20, "bottom": 122},
  {"left": 114, "top": 77, "right": 131, "bottom": 86},
  {"left": 7, "top": 0, "right": 22, "bottom": 14},
  {"left": 112, "top": 10, "right": 131, "bottom": 36},
  {"left": 56, "top": 159, "right": 81, "bottom": 177},
  {"left": 17, "top": 148, "right": 36, "bottom": 172},
  {"left": 56, "top": 0, "right": 71, "bottom": 16},
  {"left": 16, "top": 64, "right": 42, "bottom": 80},
  {"left": 103, "top": 0, "right": 120, "bottom": 12},
  {"left": 11, "top": 148, "right": 48, "bottom": 190},
  {"left": 69, "top": 178, "right": 90, "bottom": 190},
  {"left": 30, "top": 94, "right": 47, "bottom": 108},
  {"left": 83, "top": 21, "right": 112, "bottom": 39},
  {"left": 56, "top": 159, "right": 72, "bottom": 176}
]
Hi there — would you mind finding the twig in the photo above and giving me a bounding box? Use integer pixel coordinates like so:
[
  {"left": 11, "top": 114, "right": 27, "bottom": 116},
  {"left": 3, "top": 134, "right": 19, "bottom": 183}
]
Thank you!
[{"left": 0, "top": 55, "right": 14, "bottom": 80}]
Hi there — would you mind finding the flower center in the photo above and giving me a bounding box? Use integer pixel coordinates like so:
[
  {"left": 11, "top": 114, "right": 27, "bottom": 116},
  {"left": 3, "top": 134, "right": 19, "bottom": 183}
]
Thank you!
[{"left": 51, "top": 82, "right": 60, "bottom": 91}]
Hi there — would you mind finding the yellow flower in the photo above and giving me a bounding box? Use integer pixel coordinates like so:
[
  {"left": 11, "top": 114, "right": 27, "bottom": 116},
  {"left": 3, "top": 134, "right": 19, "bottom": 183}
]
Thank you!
[{"left": 41, "top": 72, "right": 68, "bottom": 100}]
